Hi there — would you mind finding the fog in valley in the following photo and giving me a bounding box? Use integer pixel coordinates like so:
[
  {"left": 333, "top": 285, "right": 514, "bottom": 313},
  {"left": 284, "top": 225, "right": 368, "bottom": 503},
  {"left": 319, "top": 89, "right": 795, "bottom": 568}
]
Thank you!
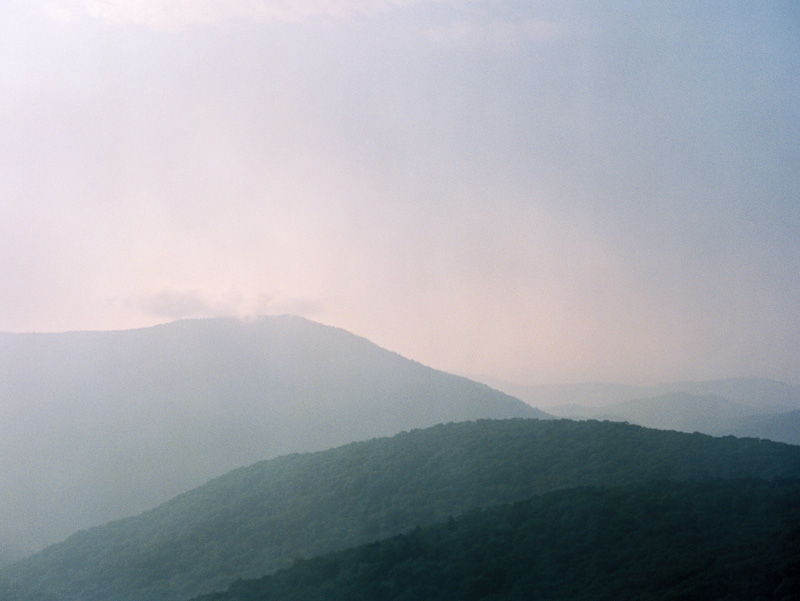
[{"left": 1, "top": 2, "right": 799, "bottom": 600}]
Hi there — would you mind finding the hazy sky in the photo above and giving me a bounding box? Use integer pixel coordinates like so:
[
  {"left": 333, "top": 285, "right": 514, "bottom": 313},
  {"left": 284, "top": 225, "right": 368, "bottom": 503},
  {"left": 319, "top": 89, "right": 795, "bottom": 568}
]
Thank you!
[{"left": 1, "top": 0, "right": 798, "bottom": 385}]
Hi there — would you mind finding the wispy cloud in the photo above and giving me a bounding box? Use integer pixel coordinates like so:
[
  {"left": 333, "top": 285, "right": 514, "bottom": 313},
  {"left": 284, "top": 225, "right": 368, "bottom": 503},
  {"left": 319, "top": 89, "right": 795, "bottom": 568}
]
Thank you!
[
  {"left": 129, "top": 289, "right": 323, "bottom": 321},
  {"left": 134, "top": 289, "right": 220, "bottom": 320},
  {"left": 425, "top": 18, "right": 566, "bottom": 49},
  {"left": 39, "top": 0, "right": 464, "bottom": 30}
]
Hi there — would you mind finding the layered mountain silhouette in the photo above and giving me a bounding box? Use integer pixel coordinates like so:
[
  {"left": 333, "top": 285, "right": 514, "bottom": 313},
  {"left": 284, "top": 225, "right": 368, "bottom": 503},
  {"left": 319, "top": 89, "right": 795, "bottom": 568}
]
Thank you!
[
  {"left": 0, "top": 316, "right": 542, "bottom": 561},
  {"left": 2, "top": 418, "right": 799, "bottom": 601},
  {"left": 190, "top": 478, "right": 800, "bottom": 601},
  {"left": 490, "top": 377, "right": 800, "bottom": 413},
  {"left": 551, "top": 392, "right": 757, "bottom": 434},
  {"left": 492, "top": 378, "right": 800, "bottom": 444},
  {"left": 731, "top": 409, "right": 800, "bottom": 445}
]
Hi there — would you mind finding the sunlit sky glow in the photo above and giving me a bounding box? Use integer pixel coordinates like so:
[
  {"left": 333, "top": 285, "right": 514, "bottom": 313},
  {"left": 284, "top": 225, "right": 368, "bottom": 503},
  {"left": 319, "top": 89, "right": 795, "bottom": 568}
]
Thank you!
[{"left": 1, "top": 0, "right": 798, "bottom": 384}]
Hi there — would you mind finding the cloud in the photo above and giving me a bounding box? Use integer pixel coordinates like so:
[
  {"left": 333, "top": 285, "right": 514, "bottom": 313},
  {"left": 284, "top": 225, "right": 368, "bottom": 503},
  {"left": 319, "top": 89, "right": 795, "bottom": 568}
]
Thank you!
[
  {"left": 39, "top": 0, "right": 462, "bottom": 30},
  {"left": 134, "top": 290, "right": 219, "bottom": 319},
  {"left": 425, "top": 18, "right": 566, "bottom": 49},
  {"left": 129, "top": 289, "right": 324, "bottom": 321}
]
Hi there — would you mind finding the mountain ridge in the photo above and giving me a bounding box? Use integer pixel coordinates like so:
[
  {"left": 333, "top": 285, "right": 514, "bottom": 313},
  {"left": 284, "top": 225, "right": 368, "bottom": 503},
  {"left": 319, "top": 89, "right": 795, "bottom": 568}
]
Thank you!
[
  {"left": 190, "top": 478, "right": 800, "bottom": 601},
  {"left": 0, "top": 315, "right": 543, "bottom": 561},
  {"left": 485, "top": 376, "right": 800, "bottom": 411},
  {"left": 3, "top": 418, "right": 799, "bottom": 601},
  {"left": 486, "top": 377, "right": 800, "bottom": 445}
]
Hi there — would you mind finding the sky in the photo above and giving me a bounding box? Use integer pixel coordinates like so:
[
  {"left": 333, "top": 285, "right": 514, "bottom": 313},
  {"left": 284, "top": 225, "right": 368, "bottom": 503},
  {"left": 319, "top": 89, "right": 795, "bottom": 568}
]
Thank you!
[{"left": 1, "top": 0, "right": 799, "bottom": 386}]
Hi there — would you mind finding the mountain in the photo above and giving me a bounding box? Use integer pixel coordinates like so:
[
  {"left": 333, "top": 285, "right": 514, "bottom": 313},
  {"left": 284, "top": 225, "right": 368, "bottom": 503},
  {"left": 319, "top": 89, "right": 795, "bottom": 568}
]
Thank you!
[
  {"left": 732, "top": 409, "right": 800, "bottom": 446},
  {"left": 2, "top": 418, "right": 799, "bottom": 601},
  {"left": 190, "top": 478, "right": 800, "bottom": 601},
  {"left": 667, "top": 377, "right": 800, "bottom": 413},
  {"left": 498, "top": 378, "right": 800, "bottom": 444},
  {"left": 546, "top": 389, "right": 800, "bottom": 445},
  {"left": 0, "top": 316, "right": 542, "bottom": 561},
  {"left": 488, "top": 377, "right": 800, "bottom": 412},
  {"left": 480, "top": 380, "right": 659, "bottom": 408},
  {"left": 549, "top": 392, "right": 760, "bottom": 435}
]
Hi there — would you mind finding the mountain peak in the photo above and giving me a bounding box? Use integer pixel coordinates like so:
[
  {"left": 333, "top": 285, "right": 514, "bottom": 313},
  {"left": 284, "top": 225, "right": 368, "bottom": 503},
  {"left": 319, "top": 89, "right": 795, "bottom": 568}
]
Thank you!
[{"left": 0, "top": 317, "right": 544, "bottom": 562}]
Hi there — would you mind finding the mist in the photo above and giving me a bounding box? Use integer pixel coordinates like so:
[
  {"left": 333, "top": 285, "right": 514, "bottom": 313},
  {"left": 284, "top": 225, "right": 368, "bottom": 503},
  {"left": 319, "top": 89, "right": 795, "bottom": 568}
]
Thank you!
[
  {"left": 1, "top": 3, "right": 800, "bottom": 596},
  {"left": 1, "top": 0, "right": 798, "bottom": 385}
]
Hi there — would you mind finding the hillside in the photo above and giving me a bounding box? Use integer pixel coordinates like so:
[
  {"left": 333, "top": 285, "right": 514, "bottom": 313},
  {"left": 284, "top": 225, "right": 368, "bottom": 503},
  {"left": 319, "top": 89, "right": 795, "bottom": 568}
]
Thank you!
[
  {"left": 192, "top": 478, "right": 800, "bottom": 601},
  {"left": 0, "top": 316, "right": 541, "bottom": 561},
  {"left": 2, "top": 418, "right": 800, "bottom": 601}
]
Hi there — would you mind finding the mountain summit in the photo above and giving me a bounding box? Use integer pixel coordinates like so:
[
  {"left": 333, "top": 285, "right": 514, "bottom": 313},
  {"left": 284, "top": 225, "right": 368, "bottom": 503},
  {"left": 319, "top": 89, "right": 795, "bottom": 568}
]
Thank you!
[{"left": 0, "top": 316, "right": 543, "bottom": 561}]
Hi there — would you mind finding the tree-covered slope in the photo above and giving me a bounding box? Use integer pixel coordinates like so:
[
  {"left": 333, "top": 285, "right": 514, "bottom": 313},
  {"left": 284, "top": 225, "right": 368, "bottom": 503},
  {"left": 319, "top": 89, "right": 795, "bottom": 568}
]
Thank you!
[
  {"left": 193, "top": 478, "right": 800, "bottom": 601},
  {"left": 0, "top": 316, "right": 540, "bottom": 560},
  {"left": 3, "top": 419, "right": 800, "bottom": 601}
]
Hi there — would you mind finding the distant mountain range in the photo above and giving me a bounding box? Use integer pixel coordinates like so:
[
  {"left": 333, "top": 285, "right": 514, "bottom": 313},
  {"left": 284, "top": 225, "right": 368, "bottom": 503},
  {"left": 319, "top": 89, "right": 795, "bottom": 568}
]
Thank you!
[
  {"left": 2, "top": 418, "right": 799, "bottom": 601},
  {"left": 4, "top": 315, "right": 798, "bottom": 601},
  {"left": 486, "top": 377, "right": 800, "bottom": 445},
  {"left": 0, "top": 316, "right": 542, "bottom": 562}
]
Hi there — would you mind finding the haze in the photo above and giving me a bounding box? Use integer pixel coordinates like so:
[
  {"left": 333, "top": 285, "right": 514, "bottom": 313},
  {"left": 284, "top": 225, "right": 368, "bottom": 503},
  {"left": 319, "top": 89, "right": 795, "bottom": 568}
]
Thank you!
[{"left": 1, "top": 0, "right": 798, "bottom": 385}]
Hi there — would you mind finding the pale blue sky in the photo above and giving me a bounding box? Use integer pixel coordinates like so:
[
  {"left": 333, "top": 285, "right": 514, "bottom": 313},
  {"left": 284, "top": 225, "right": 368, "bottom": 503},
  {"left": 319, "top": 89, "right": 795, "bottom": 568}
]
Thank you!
[{"left": 1, "top": 0, "right": 798, "bottom": 384}]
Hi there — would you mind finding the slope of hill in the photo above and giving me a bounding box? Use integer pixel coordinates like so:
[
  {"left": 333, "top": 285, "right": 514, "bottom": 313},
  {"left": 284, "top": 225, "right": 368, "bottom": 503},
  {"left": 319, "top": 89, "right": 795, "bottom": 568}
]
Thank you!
[
  {"left": 192, "top": 478, "right": 800, "bottom": 601},
  {"left": 0, "top": 316, "right": 542, "bottom": 561},
  {"left": 2, "top": 418, "right": 800, "bottom": 601}
]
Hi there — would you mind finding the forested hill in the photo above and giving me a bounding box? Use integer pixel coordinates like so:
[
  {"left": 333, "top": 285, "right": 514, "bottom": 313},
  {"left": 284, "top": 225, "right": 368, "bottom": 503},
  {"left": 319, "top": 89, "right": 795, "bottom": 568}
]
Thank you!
[
  {"left": 3, "top": 419, "right": 800, "bottom": 601},
  {"left": 192, "top": 478, "right": 800, "bottom": 601},
  {"left": 0, "top": 316, "right": 541, "bottom": 560}
]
